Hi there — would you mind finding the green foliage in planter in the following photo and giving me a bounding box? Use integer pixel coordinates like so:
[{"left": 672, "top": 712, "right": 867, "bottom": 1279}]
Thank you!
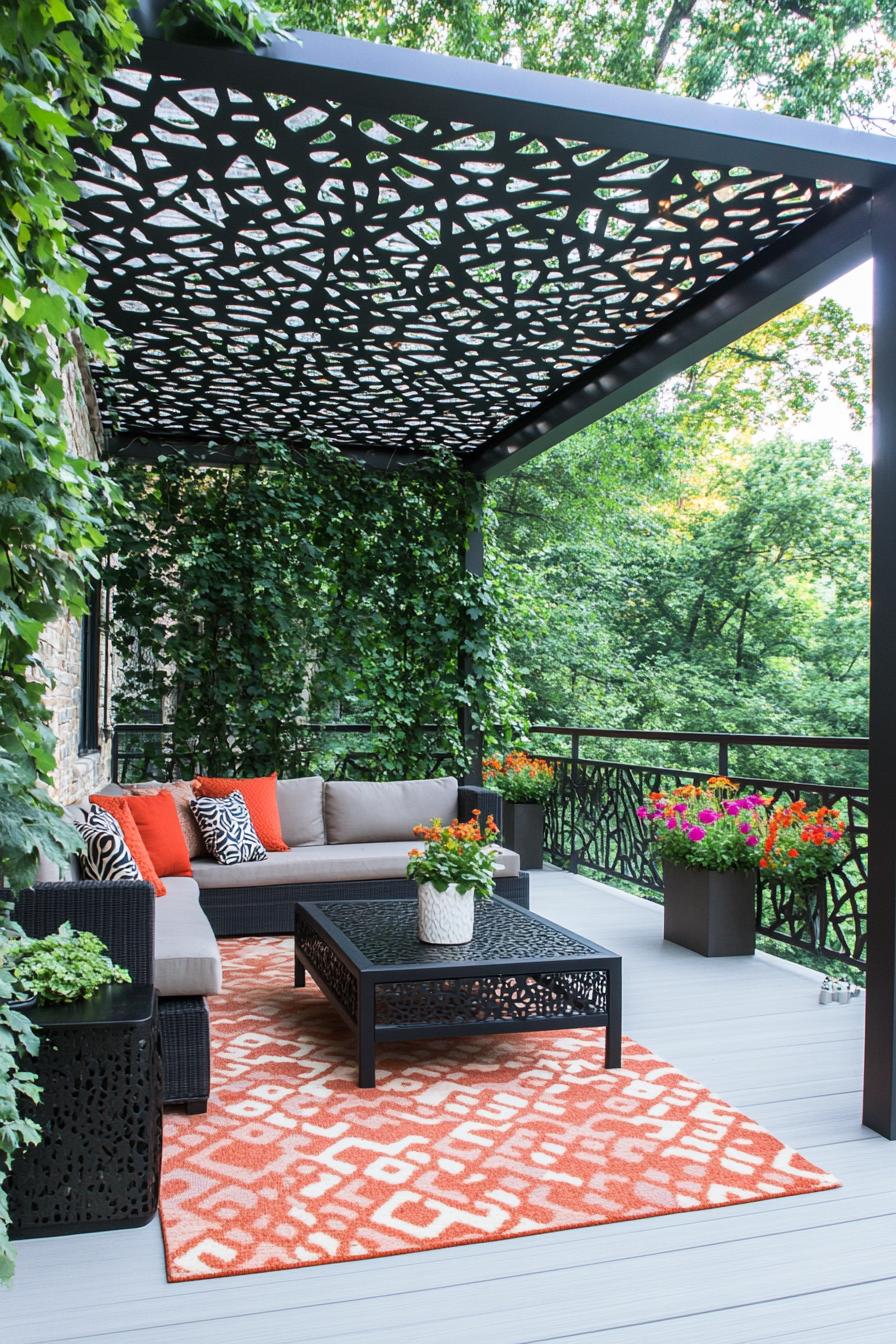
[
  {"left": 9, "top": 923, "right": 131, "bottom": 1006},
  {"left": 107, "top": 441, "right": 524, "bottom": 780}
]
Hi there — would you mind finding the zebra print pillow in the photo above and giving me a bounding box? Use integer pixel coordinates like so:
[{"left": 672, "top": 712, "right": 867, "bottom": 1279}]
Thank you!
[
  {"left": 76, "top": 804, "right": 142, "bottom": 883},
  {"left": 190, "top": 791, "right": 267, "bottom": 865}
]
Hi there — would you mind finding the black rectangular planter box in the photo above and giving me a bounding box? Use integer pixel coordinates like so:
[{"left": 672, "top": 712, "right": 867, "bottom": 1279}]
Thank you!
[
  {"left": 662, "top": 862, "right": 757, "bottom": 957},
  {"left": 501, "top": 802, "right": 545, "bottom": 870}
]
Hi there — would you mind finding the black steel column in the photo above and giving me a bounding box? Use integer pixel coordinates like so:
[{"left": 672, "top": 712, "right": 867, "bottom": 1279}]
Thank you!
[
  {"left": 864, "top": 182, "right": 896, "bottom": 1139},
  {"left": 460, "top": 487, "right": 484, "bottom": 786}
]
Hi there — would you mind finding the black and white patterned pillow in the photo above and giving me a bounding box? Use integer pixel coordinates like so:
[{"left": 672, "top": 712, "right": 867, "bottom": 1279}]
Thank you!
[
  {"left": 189, "top": 791, "right": 267, "bottom": 865},
  {"left": 75, "top": 804, "right": 142, "bottom": 882}
]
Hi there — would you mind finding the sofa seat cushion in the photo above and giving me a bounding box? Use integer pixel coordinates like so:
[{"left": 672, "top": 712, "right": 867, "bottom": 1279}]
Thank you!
[
  {"left": 155, "top": 876, "right": 222, "bottom": 997},
  {"left": 190, "top": 841, "right": 520, "bottom": 888},
  {"left": 324, "top": 777, "right": 459, "bottom": 844}
]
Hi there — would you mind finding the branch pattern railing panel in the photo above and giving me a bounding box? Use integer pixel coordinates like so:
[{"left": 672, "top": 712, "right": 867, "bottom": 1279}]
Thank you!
[{"left": 541, "top": 752, "right": 867, "bottom": 968}]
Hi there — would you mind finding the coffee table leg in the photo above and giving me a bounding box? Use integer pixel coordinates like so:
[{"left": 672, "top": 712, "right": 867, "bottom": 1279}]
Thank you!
[
  {"left": 294, "top": 953, "right": 306, "bottom": 988},
  {"left": 605, "top": 964, "right": 622, "bottom": 1069},
  {"left": 357, "top": 981, "right": 375, "bottom": 1088}
]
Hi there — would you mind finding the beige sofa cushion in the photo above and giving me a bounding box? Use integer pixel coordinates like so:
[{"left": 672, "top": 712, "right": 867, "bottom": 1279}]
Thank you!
[
  {"left": 324, "top": 777, "right": 458, "bottom": 844},
  {"left": 191, "top": 840, "right": 519, "bottom": 888},
  {"left": 277, "top": 776, "right": 325, "bottom": 847},
  {"left": 154, "top": 876, "right": 222, "bottom": 996}
]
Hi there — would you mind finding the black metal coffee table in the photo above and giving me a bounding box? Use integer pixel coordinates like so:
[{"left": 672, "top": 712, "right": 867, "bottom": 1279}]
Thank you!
[{"left": 293, "top": 896, "right": 622, "bottom": 1087}]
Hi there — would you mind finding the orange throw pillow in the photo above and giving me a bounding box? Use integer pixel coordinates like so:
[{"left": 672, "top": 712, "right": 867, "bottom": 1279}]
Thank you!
[
  {"left": 123, "top": 781, "right": 205, "bottom": 860},
  {"left": 123, "top": 791, "right": 193, "bottom": 878},
  {"left": 89, "top": 795, "right": 165, "bottom": 897},
  {"left": 193, "top": 772, "right": 288, "bottom": 852}
]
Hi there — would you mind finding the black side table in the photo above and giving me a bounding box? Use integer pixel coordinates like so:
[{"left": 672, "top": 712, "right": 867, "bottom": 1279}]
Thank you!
[{"left": 9, "top": 985, "right": 163, "bottom": 1238}]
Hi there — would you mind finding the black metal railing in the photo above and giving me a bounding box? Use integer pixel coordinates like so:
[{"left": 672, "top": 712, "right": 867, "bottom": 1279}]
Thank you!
[
  {"left": 110, "top": 722, "right": 454, "bottom": 788},
  {"left": 529, "top": 726, "right": 869, "bottom": 970},
  {"left": 111, "top": 721, "right": 870, "bottom": 969}
]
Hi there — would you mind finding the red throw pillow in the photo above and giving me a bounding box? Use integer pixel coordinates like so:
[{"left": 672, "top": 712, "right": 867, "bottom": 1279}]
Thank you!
[
  {"left": 123, "top": 791, "right": 193, "bottom": 878},
  {"left": 193, "top": 772, "right": 288, "bottom": 852},
  {"left": 89, "top": 795, "right": 165, "bottom": 897}
]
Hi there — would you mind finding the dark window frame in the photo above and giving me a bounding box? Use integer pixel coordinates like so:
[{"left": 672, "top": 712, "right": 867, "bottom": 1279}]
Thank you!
[{"left": 79, "top": 582, "right": 102, "bottom": 755}]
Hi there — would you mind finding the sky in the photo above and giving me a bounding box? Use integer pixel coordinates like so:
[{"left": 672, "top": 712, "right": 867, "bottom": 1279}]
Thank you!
[{"left": 800, "top": 258, "right": 873, "bottom": 459}]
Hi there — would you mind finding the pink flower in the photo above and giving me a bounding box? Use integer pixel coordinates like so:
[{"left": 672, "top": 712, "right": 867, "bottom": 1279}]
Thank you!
[
  {"left": 746, "top": 835, "right": 758, "bottom": 847},
  {"left": 666, "top": 818, "right": 678, "bottom": 830},
  {"left": 724, "top": 801, "right": 740, "bottom": 816},
  {"left": 673, "top": 802, "right": 688, "bottom": 814},
  {"left": 636, "top": 806, "right": 648, "bottom": 818},
  {"left": 688, "top": 826, "right": 706, "bottom": 842},
  {"left": 698, "top": 808, "right": 719, "bottom": 824},
  {"left": 739, "top": 822, "right": 752, "bottom": 834}
]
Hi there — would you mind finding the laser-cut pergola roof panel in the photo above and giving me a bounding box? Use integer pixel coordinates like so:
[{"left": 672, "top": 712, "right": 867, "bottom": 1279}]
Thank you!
[{"left": 69, "top": 28, "right": 875, "bottom": 465}]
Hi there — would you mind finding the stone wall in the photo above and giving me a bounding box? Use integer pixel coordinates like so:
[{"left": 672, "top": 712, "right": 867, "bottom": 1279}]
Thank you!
[{"left": 39, "top": 350, "right": 115, "bottom": 804}]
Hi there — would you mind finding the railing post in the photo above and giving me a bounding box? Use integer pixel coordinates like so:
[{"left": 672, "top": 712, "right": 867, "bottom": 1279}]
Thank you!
[
  {"left": 111, "top": 727, "right": 119, "bottom": 785},
  {"left": 569, "top": 731, "right": 579, "bottom": 873},
  {"left": 717, "top": 737, "right": 729, "bottom": 777}
]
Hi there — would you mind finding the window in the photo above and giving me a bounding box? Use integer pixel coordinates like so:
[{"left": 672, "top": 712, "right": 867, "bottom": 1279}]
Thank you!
[{"left": 79, "top": 583, "right": 102, "bottom": 755}]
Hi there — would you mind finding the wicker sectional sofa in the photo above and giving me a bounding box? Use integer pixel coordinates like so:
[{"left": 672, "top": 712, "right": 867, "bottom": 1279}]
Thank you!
[{"left": 14, "top": 777, "right": 528, "bottom": 1113}]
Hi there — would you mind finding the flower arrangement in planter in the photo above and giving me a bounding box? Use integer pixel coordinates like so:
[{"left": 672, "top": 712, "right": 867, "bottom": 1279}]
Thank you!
[
  {"left": 406, "top": 810, "right": 501, "bottom": 944},
  {"left": 760, "top": 800, "right": 848, "bottom": 888},
  {"left": 9, "top": 923, "right": 132, "bottom": 1005},
  {"left": 482, "top": 750, "right": 555, "bottom": 869},
  {"left": 639, "top": 777, "right": 770, "bottom": 956},
  {"left": 639, "top": 776, "right": 768, "bottom": 870},
  {"left": 759, "top": 799, "right": 849, "bottom": 947}
]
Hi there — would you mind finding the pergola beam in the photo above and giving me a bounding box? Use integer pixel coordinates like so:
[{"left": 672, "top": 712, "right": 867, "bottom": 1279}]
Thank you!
[
  {"left": 133, "top": 5, "right": 896, "bottom": 189},
  {"left": 475, "top": 191, "right": 872, "bottom": 479}
]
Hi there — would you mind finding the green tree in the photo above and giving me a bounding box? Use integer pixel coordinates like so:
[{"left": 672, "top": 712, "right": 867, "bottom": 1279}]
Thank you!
[{"left": 279, "top": 0, "right": 896, "bottom": 127}]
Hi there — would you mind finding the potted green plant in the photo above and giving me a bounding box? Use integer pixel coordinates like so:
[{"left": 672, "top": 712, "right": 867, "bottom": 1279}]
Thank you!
[
  {"left": 8, "top": 923, "right": 132, "bottom": 1004},
  {"left": 760, "top": 799, "right": 848, "bottom": 946},
  {"left": 483, "top": 750, "right": 555, "bottom": 869},
  {"left": 639, "top": 776, "right": 769, "bottom": 956},
  {"left": 406, "top": 810, "right": 501, "bottom": 944}
]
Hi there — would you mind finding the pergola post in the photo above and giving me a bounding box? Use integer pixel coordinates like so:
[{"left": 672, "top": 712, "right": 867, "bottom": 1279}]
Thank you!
[
  {"left": 864, "top": 182, "right": 896, "bottom": 1139},
  {"left": 460, "top": 490, "right": 484, "bottom": 787}
]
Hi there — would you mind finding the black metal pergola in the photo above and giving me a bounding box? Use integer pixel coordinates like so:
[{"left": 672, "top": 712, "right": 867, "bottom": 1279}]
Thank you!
[{"left": 74, "top": 2, "right": 896, "bottom": 1137}]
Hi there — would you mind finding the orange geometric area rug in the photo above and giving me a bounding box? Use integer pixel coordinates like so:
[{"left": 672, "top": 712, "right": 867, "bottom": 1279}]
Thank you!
[{"left": 159, "top": 937, "right": 838, "bottom": 1282}]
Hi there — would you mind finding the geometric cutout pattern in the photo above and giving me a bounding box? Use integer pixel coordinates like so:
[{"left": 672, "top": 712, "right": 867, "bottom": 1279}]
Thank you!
[
  {"left": 371, "top": 969, "right": 608, "bottom": 1027},
  {"left": 159, "top": 937, "right": 837, "bottom": 1281},
  {"left": 310, "top": 895, "right": 614, "bottom": 964},
  {"left": 71, "top": 67, "right": 842, "bottom": 457}
]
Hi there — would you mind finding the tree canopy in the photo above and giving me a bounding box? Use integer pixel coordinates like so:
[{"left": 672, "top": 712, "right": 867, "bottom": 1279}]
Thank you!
[{"left": 280, "top": 0, "right": 896, "bottom": 128}]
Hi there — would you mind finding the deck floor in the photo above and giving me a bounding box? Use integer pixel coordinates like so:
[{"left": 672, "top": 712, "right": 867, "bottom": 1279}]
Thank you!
[{"left": 8, "top": 869, "right": 896, "bottom": 1344}]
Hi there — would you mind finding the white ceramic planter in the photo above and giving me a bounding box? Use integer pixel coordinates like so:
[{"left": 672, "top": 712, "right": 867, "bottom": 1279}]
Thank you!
[{"left": 416, "top": 881, "right": 476, "bottom": 944}]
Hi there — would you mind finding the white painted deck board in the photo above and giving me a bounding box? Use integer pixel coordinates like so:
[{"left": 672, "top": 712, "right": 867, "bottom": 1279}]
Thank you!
[{"left": 8, "top": 869, "right": 896, "bottom": 1343}]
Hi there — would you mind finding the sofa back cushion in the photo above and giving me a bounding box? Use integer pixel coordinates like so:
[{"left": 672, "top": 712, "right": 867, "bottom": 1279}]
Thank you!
[
  {"left": 276, "top": 776, "right": 325, "bottom": 847},
  {"left": 324, "top": 777, "right": 458, "bottom": 845}
]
